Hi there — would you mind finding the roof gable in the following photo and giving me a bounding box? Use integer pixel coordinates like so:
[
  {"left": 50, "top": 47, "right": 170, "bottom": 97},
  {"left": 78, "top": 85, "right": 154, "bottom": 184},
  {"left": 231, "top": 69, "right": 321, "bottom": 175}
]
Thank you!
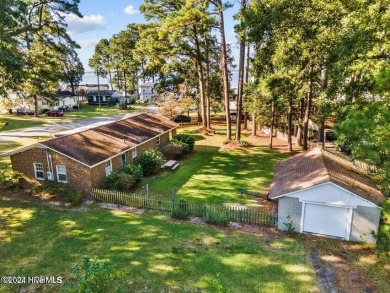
[{"left": 268, "top": 148, "right": 385, "bottom": 205}]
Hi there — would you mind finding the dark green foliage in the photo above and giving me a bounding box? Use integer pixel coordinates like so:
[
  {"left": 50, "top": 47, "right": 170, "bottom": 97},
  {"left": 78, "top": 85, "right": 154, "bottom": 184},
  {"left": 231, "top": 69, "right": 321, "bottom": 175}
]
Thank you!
[
  {"left": 102, "top": 172, "right": 120, "bottom": 189},
  {"left": 171, "top": 208, "right": 190, "bottom": 220},
  {"left": 0, "top": 168, "right": 23, "bottom": 189},
  {"left": 375, "top": 199, "right": 390, "bottom": 259},
  {"left": 102, "top": 171, "right": 137, "bottom": 191},
  {"left": 63, "top": 256, "right": 123, "bottom": 293},
  {"left": 161, "top": 139, "right": 190, "bottom": 159},
  {"left": 175, "top": 134, "right": 195, "bottom": 151},
  {"left": 136, "top": 150, "right": 165, "bottom": 176},
  {"left": 28, "top": 184, "right": 84, "bottom": 206},
  {"left": 171, "top": 199, "right": 189, "bottom": 220},
  {"left": 115, "top": 173, "right": 136, "bottom": 192},
  {"left": 122, "top": 164, "right": 143, "bottom": 183},
  {"left": 203, "top": 207, "right": 229, "bottom": 226}
]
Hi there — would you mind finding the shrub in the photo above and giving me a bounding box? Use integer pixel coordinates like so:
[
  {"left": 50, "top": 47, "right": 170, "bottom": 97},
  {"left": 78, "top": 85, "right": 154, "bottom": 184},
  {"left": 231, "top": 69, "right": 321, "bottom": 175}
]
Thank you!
[
  {"left": 136, "top": 150, "right": 165, "bottom": 176},
  {"left": 66, "top": 191, "right": 84, "bottom": 206},
  {"left": 0, "top": 169, "right": 23, "bottom": 189},
  {"left": 375, "top": 198, "right": 390, "bottom": 259},
  {"left": 122, "top": 164, "right": 143, "bottom": 183},
  {"left": 63, "top": 256, "right": 123, "bottom": 293},
  {"left": 102, "top": 172, "right": 120, "bottom": 189},
  {"left": 171, "top": 208, "right": 190, "bottom": 220},
  {"left": 203, "top": 207, "right": 229, "bottom": 226},
  {"left": 114, "top": 173, "right": 136, "bottom": 191},
  {"left": 161, "top": 142, "right": 183, "bottom": 160},
  {"left": 175, "top": 134, "right": 195, "bottom": 151}
]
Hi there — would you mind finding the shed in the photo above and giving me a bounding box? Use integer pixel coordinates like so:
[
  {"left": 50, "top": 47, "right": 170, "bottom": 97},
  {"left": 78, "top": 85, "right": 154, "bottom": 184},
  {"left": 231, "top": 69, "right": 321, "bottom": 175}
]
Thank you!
[{"left": 268, "top": 148, "right": 385, "bottom": 244}]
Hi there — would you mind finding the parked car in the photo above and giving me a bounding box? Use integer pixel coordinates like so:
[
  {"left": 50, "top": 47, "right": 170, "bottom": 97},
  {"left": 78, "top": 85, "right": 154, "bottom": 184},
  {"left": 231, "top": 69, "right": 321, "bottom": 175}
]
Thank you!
[
  {"left": 16, "top": 108, "right": 34, "bottom": 115},
  {"left": 46, "top": 110, "right": 64, "bottom": 117}
]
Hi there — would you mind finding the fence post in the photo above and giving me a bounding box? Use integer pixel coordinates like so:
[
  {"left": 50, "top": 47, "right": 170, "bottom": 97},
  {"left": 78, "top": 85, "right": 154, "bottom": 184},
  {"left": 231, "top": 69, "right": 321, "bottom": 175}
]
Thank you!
[{"left": 171, "top": 189, "right": 175, "bottom": 212}]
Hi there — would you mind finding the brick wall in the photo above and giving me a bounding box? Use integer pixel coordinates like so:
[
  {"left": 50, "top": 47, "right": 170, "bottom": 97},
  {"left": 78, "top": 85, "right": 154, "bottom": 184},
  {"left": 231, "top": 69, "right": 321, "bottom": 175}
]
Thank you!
[
  {"left": 10, "top": 130, "right": 175, "bottom": 193},
  {"left": 10, "top": 148, "right": 92, "bottom": 192}
]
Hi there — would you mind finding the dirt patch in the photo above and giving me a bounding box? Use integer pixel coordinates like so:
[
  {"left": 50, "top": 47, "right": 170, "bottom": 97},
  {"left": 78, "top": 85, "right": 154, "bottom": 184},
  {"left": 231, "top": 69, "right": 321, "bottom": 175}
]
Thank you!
[
  {"left": 310, "top": 248, "right": 338, "bottom": 293},
  {"left": 98, "top": 202, "right": 145, "bottom": 215}
]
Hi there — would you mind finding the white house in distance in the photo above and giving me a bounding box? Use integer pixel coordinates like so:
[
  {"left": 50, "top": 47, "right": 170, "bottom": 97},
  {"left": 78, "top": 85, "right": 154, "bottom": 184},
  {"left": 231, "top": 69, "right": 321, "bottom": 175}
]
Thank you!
[
  {"left": 269, "top": 148, "right": 385, "bottom": 244},
  {"left": 139, "top": 82, "right": 157, "bottom": 103}
]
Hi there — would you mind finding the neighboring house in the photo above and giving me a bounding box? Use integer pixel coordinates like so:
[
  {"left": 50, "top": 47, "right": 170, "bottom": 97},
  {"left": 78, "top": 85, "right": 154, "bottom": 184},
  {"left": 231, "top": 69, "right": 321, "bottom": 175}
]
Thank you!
[
  {"left": 53, "top": 91, "right": 78, "bottom": 109},
  {"left": 112, "top": 91, "right": 136, "bottom": 104},
  {"left": 87, "top": 90, "right": 117, "bottom": 105},
  {"left": 7, "top": 113, "right": 177, "bottom": 193},
  {"left": 269, "top": 148, "right": 385, "bottom": 244},
  {"left": 139, "top": 82, "right": 157, "bottom": 102}
]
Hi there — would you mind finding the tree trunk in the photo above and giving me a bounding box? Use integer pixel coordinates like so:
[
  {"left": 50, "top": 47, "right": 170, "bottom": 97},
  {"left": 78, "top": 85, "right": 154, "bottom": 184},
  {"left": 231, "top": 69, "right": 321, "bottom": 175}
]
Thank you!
[
  {"left": 97, "top": 71, "right": 101, "bottom": 109},
  {"left": 216, "top": 0, "right": 231, "bottom": 140},
  {"left": 251, "top": 113, "right": 256, "bottom": 136},
  {"left": 303, "top": 64, "right": 314, "bottom": 151},
  {"left": 319, "top": 65, "right": 328, "bottom": 149},
  {"left": 205, "top": 36, "right": 211, "bottom": 129},
  {"left": 287, "top": 95, "right": 293, "bottom": 152},
  {"left": 193, "top": 27, "right": 207, "bottom": 129},
  {"left": 244, "top": 43, "right": 250, "bottom": 130},
  {"left": 34, "top": 95, "right": 39, "bottom": 118},
  {"left": 124, "top": 71, "right": 128, "bottom": 109},
  {"left": 296, "top": 97, "right": 304, "bottom": 146},
  {"left": 235, "top": 0, "right": 246, "bottom": 141},
  {"left": 269, "top": 98, "right": 275, "bottom": 149}
]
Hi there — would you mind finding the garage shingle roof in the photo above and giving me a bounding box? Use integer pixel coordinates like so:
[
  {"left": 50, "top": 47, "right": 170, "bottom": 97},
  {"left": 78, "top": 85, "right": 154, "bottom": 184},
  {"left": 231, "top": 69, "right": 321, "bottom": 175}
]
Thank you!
[
  {"left": 268, "top": 148, "right": 385, "bottom": 205},
  {"left": 40, "top": 113, "right": 177, "bottom": 167}
]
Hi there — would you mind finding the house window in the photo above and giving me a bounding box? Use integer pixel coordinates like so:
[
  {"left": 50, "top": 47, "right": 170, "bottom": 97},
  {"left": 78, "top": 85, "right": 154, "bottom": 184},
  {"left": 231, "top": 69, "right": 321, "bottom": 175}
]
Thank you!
[
  {"left": 105, "top": 160, "right": 112, "bottom": 176},
  {"left": 121, "top": 153, "right": 127, "bottom": 167},
  {"left": 132, "top": 148, "right": 137, "bottom": 159},
  {"left": 93, "top": 96, "right": 97, "bottom": 102},
  {"left": 102, "top": 96, "right": 106, "bottom": 102},
  {"left": 56, "top": 165, "right": 67, "bottom": 183},
  {"left": 156, "top": 136, "right": 160, "bottom": 145},
  {"left": 34, "top": 163, "right": 44, "bottom": 180}
]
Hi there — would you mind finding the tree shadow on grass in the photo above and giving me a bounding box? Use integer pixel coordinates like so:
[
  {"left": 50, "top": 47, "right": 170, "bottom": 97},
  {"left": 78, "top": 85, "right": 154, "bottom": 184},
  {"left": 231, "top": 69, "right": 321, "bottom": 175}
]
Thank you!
[{"left": 0, "top": 199, "right": 317, "bottom": 292}]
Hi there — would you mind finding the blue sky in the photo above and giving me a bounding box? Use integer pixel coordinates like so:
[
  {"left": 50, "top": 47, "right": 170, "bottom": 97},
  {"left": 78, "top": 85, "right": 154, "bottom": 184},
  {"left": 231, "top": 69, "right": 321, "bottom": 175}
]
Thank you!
[{"left": 65, "top": 0, "right": 241, "bottom": 85}]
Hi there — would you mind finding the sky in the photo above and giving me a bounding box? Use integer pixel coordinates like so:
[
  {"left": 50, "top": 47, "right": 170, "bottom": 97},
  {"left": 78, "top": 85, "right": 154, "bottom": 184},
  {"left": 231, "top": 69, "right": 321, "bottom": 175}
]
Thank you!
[{"left": 65, "top": 0, "right": 242, "bottom": 86}]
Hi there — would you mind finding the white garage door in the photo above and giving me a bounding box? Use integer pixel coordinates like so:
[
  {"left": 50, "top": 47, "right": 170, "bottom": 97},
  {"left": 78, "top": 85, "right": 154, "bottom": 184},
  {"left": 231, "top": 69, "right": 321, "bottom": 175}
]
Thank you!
[{"left": 303, "top": 203, "right": 350, "bottom": 239}]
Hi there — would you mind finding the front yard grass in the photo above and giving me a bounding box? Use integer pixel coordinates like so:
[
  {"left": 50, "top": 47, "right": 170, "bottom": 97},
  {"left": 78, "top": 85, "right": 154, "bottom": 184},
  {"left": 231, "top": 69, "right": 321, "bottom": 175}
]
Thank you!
[
  {"left": 0, "top": 103, "right": 146, "bottom": 132},
  {"left": 136, "top": 127, "right": 288, "bottom": 206},
  {"left": 0, "top": 196, "right": 317, "bottom": 292}
]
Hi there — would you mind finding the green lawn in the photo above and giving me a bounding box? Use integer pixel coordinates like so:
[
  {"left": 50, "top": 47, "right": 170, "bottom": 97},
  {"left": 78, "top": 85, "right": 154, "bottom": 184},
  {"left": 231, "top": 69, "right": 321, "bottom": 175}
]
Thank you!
[
  {"left": 0, "top": 196, "right": 317, "bottom": 292},
  {"left": 136, "top": 128, "right": 288, "bottom": 206},
  {"left": 0, "top": 103, "right": 147, "bottom": 132}
]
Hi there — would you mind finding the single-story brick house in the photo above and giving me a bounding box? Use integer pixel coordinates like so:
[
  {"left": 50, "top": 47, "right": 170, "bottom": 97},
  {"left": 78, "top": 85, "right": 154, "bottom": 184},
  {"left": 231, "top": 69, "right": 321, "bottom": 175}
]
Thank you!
[
  {"left": 7, "top": 113, "right": 177, "bottom": 192},
  {"left": 268, "top": 148, "right": 385, "bottom": 244}
]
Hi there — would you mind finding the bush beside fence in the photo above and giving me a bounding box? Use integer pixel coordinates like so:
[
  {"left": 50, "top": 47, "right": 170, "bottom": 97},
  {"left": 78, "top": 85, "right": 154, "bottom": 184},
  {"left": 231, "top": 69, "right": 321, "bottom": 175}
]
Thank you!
[{"left": 92, "top": 189, "right": 277, "bottom": 227}]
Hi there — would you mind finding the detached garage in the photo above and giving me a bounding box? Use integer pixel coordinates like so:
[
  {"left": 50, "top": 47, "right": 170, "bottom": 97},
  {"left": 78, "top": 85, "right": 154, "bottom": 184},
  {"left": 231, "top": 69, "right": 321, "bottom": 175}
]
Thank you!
[{"left": 269, "top": 148, "right": 385, "bottom": 244}]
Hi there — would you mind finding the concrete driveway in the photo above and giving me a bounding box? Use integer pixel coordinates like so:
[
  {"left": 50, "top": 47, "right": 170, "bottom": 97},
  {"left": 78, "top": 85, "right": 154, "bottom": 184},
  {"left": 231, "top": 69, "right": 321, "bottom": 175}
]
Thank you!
[{"left": 0, "top": 114, "right": 128, "bottom": 154}]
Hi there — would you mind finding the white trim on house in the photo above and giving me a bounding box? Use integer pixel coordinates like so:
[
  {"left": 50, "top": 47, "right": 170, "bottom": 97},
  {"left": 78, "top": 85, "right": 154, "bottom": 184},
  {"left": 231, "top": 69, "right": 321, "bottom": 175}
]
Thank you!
[
  {"left": 1, "top": 143, "right": 42, "bottom": 157},
  {"left": 132, "top": 148, "right": 137, "bottom": 159},
  {"left": 105, "top": 160, "right": 112, "bottom": 176},
  {"left": 270, "top": 181, "right": 380, "bottom": 208},
  {"left": 33, "top": 162, "right": 45, "bottom": 180},
  {"left": 56, "top": 165, "right": 67, "bottom": 183},
  {"left": 39, "top": 144, "right": 92, "bottom": 168}
]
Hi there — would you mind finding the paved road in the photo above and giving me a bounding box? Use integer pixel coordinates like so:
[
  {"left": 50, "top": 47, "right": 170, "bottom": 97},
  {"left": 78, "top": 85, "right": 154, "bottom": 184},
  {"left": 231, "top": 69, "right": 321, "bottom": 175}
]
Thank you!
[{"left": 0, "top": 114, "right": 128, "bottom": 154}]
